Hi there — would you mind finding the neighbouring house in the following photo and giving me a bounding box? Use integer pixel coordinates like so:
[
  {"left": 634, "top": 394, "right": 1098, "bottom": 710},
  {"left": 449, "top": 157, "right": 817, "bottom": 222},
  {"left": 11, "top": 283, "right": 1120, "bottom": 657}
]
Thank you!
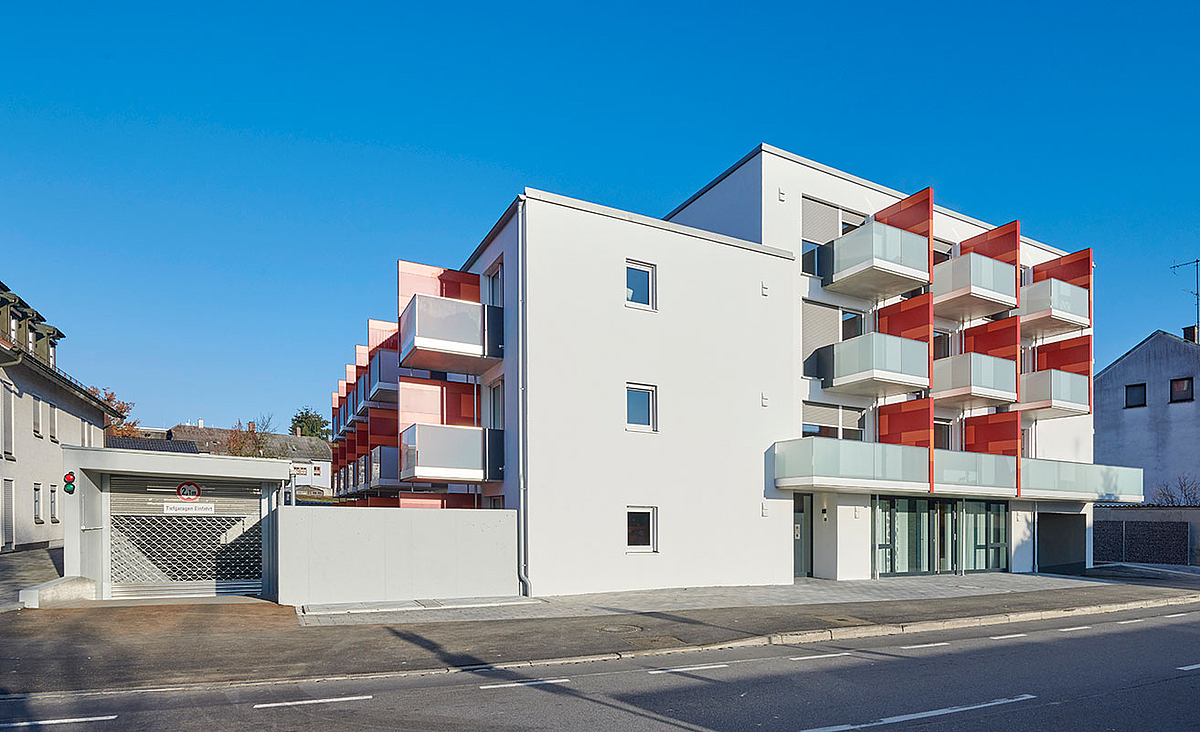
[
  {"left": 167, "top": 423, "right": 332, "bottom": 497},
  {"left": 1095, "top": 328, "right": 1200, "bottom": 503},
  {"left": 1, "top": 279, "right": 122, "bottom": 552},
  {"left": 325, "top": 143, "right": 1141, "bottom": 597}
]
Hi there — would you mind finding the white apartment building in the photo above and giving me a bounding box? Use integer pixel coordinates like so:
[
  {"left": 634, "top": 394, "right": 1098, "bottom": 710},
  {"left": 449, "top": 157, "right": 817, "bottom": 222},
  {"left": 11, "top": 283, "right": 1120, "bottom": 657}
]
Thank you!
[{"left": 344, "top": 144, "right": 1141, "bottom": 598}]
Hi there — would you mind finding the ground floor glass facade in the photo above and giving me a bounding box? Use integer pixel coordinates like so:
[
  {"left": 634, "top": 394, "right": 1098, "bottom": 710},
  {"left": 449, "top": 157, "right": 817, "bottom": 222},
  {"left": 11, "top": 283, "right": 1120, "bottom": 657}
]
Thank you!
[{"left": 874, "top": 496, "right": 1009, "bottom": 577}]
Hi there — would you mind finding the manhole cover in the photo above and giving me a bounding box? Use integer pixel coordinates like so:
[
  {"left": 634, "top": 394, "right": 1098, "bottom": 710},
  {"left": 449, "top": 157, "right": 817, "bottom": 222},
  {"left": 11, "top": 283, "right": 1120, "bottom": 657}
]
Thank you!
[{"left": 598, "top": 624, "right": 643, "bottom": 633}]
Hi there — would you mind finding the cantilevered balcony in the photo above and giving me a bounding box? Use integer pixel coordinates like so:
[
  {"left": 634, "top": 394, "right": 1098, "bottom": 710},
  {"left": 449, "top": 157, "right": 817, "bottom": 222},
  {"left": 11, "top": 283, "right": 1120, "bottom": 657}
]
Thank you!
[
  {"left": 1016, "top": 279, "right": 1089, "bottom": 338},
  {"left": 1015, "top": 369, "right": 1089, "bottom": 420},
  {"left": 399, "top": 294, "right": 503, "bottom": 375},
  {"left": 369, "top": 445, "right": 400, "bottom": 488},
  {"left": 368, "top": 350, "right": 400, "bottom": 403},
  {"left": 822, "top": 221, "right": 930, "bottom": 301},
  {"left": 399, "top": 423, "right": 504, "bottom": 483},
  {"left": 931, "top": 353, "right": 1018, "bottom": 408},
  {"left": 820, "top": 332, "right": 929, "bottom": 397},
  {"left": 773, "top": 437, "right": 928, "bottom": 492},
  {"left": 931, "top": 253, "right": 1017, "bottom": 321},
  {"left": 933, "top": 449, "right": 1016, "bottom": 496},
  {"left": 1022, "top": 458, "right": 1142, "bottom": 502}
]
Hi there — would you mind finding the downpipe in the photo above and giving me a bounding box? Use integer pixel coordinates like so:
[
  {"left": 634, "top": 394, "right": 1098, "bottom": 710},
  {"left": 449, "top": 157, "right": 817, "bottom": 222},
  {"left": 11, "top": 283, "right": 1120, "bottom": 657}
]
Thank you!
[{"left": 515, "top": 197, "right": 533, "bottom": 597}]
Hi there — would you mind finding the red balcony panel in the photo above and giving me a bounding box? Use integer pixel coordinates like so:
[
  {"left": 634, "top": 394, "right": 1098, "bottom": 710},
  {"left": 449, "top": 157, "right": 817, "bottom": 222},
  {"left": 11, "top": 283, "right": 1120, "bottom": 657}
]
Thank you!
[
  {"left": 355, "top": 345, "right": 369, "bottom": 372},
  {"left": 874, "top": 187, "right": 934, "bottom": 271},
  {"left": 877, "top": 294, "right": 933, "bottom": 343},
  {"left": 398, "top": 377, "right": 478, "bottom": 431},
  {"left": 368, "top": 407, "right": 399, "bottom": 448},
  {"left": 368, "top": 318, "right": 399, "bottom": 353},
  {"left": 1036, "top": 335, "right": 1092, "bottom": 377},
  {"left": 963, "top": 412, "right": 1020, "bottom": 457},
  {"left": 355, "top": 419, "right": 370, "bottom": 459},
  {"left": 398, "top": 260, "right": 481, "bottom": 318},
  {"left": 1033, "top": 249, "right": 1092, "bottom": 291},
  {"left": 345, "top": 364, "right": 357, "bottom": 384},
  {"left": 963, "top": 316, "right": 1020, "bottom": 362},
  {"left": 878, "top": 398, "right": 933, "bottom": 448},
  {"left": 337, "top": 379, "right": 347, "bottom": 399},
  {"left": 961, "top": 221, "right": 1020, "bottom": 267},
  {"left": 367, "top": 496, "right": 399, "bottom": 507}
]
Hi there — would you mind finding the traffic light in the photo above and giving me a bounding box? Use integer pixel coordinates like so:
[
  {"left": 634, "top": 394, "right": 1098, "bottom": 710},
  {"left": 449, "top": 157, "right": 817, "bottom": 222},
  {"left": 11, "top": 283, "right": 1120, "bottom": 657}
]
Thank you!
[{"left": 63, "top": 472, "right": 76, "bottom": 495}]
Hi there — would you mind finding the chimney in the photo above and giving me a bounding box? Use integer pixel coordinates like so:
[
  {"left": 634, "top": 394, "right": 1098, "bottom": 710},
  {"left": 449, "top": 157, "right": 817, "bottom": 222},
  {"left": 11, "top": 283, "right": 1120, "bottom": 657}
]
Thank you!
[
  {"left": 1185, "top": 325, "right": 1199, "bottom": 344},
  {"left": 248, "top": 421, "right": 256, "bottom": 433},
  {"left": 197, "top": 418, "right": 204, "bottom": 428},
  {"left": 294, "top": 427, "right": 302, "bottom": 436}
]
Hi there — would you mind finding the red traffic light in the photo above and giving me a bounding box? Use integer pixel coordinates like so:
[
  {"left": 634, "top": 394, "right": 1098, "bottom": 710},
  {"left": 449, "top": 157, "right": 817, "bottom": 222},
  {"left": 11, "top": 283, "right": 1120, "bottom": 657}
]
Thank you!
[{"left": 64, "top": 472, "right": 75, "bottom": 483}]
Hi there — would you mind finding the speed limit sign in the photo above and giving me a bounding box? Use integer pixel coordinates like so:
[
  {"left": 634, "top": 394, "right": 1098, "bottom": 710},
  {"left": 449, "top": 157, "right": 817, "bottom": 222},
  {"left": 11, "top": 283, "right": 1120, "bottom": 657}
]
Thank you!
[{"left": 177, "top": 482, "right": 202, "bottom": 502}]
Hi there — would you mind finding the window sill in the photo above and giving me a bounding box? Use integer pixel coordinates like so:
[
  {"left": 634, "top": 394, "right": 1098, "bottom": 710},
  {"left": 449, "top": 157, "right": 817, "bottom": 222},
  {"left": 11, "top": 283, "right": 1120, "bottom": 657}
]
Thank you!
[
  {"left": 50, "top": 518, "right": 59, "bottom": 524},
  {"left": 625, "top": 426, "right": 657, "bottom": 434},
  {"left": 625, "top": 548, "right": 658, "bottom": 554},
  {"left": 1123, "top": 405, "right": 1146, "bottom": 409},
  {"left": 33, "top": 519, "right": 44, "bottom": 525},
  {"left": 624, "top": 301, "right": 657, "bottom": 313},
  {"left": 1169, "top": 398, "right": 1194, "bottom": 404}
]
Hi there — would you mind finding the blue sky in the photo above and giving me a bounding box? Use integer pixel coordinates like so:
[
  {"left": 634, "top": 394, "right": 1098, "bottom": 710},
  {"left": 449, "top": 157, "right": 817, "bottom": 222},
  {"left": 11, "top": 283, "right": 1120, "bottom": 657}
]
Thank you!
[{"left": 2, "top": 2, "right": 1198, "bottom": 429}]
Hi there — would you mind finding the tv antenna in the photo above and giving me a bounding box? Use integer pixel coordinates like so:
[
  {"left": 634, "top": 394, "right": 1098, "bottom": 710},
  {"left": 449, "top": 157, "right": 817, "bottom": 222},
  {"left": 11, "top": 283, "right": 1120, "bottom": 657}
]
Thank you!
[{"left": 1171, "top": 259, "right": 1200, "bottom": 330}]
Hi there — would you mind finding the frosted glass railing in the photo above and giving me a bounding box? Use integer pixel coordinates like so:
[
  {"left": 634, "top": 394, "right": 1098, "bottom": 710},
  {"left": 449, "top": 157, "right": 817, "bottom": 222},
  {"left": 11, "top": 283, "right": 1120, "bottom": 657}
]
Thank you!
[
  {"left": 1021, "top": 370, "right": 1089, "bottom": 407},
  {"left": 1019, "top": 279, "right": 1089, "bottom": 321},
  {"left": 934, "top": 449, "right": 1017, "bottom": 491},
  {"left": 831, "top": 221, "right": 929, "bottom": 278},
  {"left": 400, "top": 423, "right": 483, "bottom": 476},
  {"left": 400, "top": 294, "right": 484, "bottom": 353},
  {"left": 833, "top": 332, "right": 928, "bottom": 380},
  {"left": 1022, "top": 458, "right": 1141, "bottom": 500},
  {"left": 932, "top": 252, "right": 1016, "bottom": 299},
  {"left": 932, "top": 353, "right": 1017, "bottom": 394},
  {"left": 774, "top": 437, "right": 928, "bottom": 484},
  {"left": 369, "top": 349, "right": 399, "bottom": 396}
]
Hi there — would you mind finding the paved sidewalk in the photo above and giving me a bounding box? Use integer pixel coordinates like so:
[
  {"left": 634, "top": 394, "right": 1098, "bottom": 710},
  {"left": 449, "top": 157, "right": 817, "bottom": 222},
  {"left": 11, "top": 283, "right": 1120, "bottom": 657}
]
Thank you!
[
  {"left": 0, "top": 547, "right": 62, "bottom": 610},
  {"left": 1, "top": 573, "right": 1197, "bottom": 694},
  {"left": 300, "top": 572, "right": 1099, "bottom": 626}
]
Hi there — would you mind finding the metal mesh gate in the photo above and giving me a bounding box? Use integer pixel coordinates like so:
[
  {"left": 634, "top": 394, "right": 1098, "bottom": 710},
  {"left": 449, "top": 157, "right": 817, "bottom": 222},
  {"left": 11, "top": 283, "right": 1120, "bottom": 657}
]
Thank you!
[{"left": 108, "top": 476, "right": 263, "bottom": 598}]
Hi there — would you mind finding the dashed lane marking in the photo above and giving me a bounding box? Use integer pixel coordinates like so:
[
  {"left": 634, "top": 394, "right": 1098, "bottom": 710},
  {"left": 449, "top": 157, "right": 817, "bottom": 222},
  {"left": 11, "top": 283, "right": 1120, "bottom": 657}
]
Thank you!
[
  {"left": 0, "top": 717, "right": 119, "bottom": 728},
  {"left": 899, "top": 642, "right": 949, "bottom": 649},
  {"left": 647, "top": 664, "right": 730, "bottom": 675},
  {"left": 791, "top": 653, "right": 853, "bottom": 661},
  {"left": 479, "top": 679, "right": 570, "bottom": 690},
  {"left": 796, "top": 693, "right": 1037, "bottom": 732},
  {"left": 990, "top": 634, "right": 1027, "bottom": 640},
  {"left": 253, "top": 695, "right": 372, "bottom": 709}
]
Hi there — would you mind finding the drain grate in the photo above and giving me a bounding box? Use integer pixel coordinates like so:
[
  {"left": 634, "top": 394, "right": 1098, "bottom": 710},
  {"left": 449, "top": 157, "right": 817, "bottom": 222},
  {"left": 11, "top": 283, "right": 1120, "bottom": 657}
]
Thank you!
[{"left": 598, "top": 624, "right": 643, "bottom": 634}]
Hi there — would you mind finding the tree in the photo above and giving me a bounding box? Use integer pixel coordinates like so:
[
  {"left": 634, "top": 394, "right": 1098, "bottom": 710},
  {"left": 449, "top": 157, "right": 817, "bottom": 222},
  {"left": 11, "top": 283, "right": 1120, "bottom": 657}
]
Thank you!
[
  {"left": 87, "top": 386, "right": 141, "bottom": 437},
  {"left": 222, "top": 413, "right": 286, "bottom": 458},
  {"left": 290, "top": 406, "right": 330, "bottom": 440},
  {"left": 1154, "top": 474, "right": 1200, "bottom": 506}
]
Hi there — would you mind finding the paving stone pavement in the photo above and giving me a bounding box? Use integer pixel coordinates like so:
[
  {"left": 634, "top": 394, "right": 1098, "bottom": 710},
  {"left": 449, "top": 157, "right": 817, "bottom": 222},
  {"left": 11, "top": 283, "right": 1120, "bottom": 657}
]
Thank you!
[
  {"left": 299, "top": 571, "right": 1104, "bottom": 626},
  {"left": 0, "top": 547, "right": 63, "bottom": 609}
]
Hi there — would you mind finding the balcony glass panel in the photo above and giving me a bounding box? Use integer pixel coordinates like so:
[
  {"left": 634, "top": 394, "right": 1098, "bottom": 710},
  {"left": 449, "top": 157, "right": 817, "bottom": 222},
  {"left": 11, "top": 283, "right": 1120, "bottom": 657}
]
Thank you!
[
  {"left": 403, "top": 294, "right": 483, "bottom": 349},
  {"left": 934, "top": 449, "right": 1016, "bottom": 491},
  {"left": 932, "top": 253, "right": 1016, "bottom": 299},
  {"left": 1021, "top": 370, "right": 1089, "bottom": 407},
  {"left": 775, "top": 437, "right": 928, "bottom": 484},
  {"left": 933, "top": 353, "right": 1017, "bottom": 394},
  {"left": 1020, "top": 279, "right": 1089, "bottom": 321},
  {"left": 1021, "top": 457, "right": 1142, "bottom": 500},
  {"left": 833, "top": 332, "right": 928, "bottom": 380},
  {"left": 831, "top": 221, "right": 929, "bottom": 278},
  {"left": 369, "top": 350, "right": 399, "bottom": 398},
  {"left": 400, "top": 423, "right": 483, "bottom": 477}
]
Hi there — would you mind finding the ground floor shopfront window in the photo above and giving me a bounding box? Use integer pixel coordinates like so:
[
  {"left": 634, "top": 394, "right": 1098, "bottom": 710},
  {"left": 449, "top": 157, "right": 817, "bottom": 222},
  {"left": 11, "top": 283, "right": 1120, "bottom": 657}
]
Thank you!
[{"left": 874, "top": 497, "right": 1008, "bottom": 577}]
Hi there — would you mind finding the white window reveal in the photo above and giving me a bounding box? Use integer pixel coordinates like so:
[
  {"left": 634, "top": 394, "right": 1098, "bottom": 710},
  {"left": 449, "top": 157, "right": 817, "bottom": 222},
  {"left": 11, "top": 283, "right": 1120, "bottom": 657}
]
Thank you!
[
  {"left": 49, "top": 485, "right": 58, "bottom": 522},
  {"left": 625, "top": 260, "right": 656, "bottom": 310},
  {"left": 33, "top": 482, "right": 42, "bottom": 522},
  {"left": 32, "top": 396, "right": 41, "bottom": 436},
  {"left": 626, "top": 384, "right": 657, "bottom": 432},
  {"left": 627, "top": 507, "right": 657, "bottom": 552},
  {"left": 48, "top": 403, "right": 57, "bottom": 441}
]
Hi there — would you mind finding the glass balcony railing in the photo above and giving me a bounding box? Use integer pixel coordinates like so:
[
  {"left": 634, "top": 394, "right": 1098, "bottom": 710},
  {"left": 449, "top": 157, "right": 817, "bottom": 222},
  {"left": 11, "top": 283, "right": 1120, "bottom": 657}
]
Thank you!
[
  {"left": 934, "top": 449, "right": 1017, "bottom": 493},
  {"left": 368, "top": 349, "right": 400, "bottom": 402},
  {"left": 1018, "top": 279, "right": 1089, "bottom": 322},
  {"left": 774, "top": 437, "right": 928, "bottom": 486},
  {"left": 1020, "top": 370, "right": 1089, "bottom": 411},
  {"left": 370, "top": 445, "right": 399, "bottom": 487},
  {"left": 1022, "top": 458, "right": 1142, "bottom": 501},
  {"left": 824, "top": 221, "right": 930, "bottom": 299},
  {"left": 932, "top": 353, "right": 1017, "bottom": 398},
  {"left": 830, "top": 332, "right": 928, "bottom": 385},
  {"left": 399, "top": 294, "right": 503, "bottom": 374},
  {"left": 399, "top": 423, "right": 504, "bottom": 482},
  {"left": 932, "top": 253, "right": 1017, "bottom": 301}
]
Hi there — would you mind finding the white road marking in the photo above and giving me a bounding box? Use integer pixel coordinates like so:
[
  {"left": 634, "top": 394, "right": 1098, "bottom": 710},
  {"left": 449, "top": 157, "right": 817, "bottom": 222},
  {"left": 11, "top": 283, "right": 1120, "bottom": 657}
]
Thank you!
[
  {"left": 647, "top": 663, "right": 730, "bottom": 675},
  {"left": 1117, "top": 619, "right": 1146, "bottom": 624},
  {"left": 899, "top": 642, "right": 949, "bottom": 649},
  {"left": 990, "top": 634, "right": 1027, "bottom": 640},
  {"left": 0, "top": 717, "right": 118, "bottom": 728},
  {"left": 253, "top": 695, "right": 372, "bottom": 709},
  {"left": 796, "top": 693, "right": 1037, "bottom": 732},
  {"left": 1164, "top": 613, "right": 1189, "bottom": 618},
  {"left": 791, "top": 652, "right": 853, "bottom": 661},
  {"left": 1177, "top": 663, "right": 1200, "bottom": 672},
  {"left": 478, "top": 679, "right": 570, "bottom": 689},
  {"left": 1057, "top": 626, "right": 1091, "bottom": 632}
]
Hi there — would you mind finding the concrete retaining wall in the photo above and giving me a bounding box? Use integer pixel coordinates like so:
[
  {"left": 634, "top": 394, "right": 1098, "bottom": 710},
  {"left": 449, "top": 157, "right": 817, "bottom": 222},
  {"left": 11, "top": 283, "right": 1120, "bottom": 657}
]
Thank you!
[{"left": 272, "top": 506, "right": 518, "bottom": 607}]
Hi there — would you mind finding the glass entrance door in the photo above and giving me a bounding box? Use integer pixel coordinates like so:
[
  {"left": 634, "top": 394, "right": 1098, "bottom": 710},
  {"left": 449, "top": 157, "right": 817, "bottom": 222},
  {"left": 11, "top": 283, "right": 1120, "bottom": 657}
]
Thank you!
[
  {"left": 934, "top": 500, "right": 957, "bottom": 574},
  {"left": 876, "top": 496, "right": 958, "bottom": 576},
  {"left": 793, "top": 494, "right": 813, "bottom": 578}
]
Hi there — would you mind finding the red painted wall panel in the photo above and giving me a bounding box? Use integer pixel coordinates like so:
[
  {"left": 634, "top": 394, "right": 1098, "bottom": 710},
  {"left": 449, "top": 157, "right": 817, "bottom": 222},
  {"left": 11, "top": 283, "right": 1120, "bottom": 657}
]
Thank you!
[
  {"left": 878, "top": 399, "right": 934, "bottom": 448},
  {"left": 874, "top": 188, "right": 933, "bottom": 239},
  {"left": 398, "top": 378, "right": 478, "bottom": 431},
  {"left": 963, "top": 316, "right": 1020, "bottom": 362},
  {"left": 368, "top": 318, "right": 398, "bottom": 353},
  {"left": 1036, "top": 335, "right": 1092, "bottom": 377},
  {"left": 1033, "top": 249, "right": 1092, "bottom": 291},
  {"left": 963, "top": 412, "right": 1020, "bottom": 457},
  {"left": 368, "top": 408, "right": 399, "bottom": 448},
  {"left": 398, "top": 260, "right": 481, "bottom": 317},
  {"left": 877, "top": 294, "right": 933, "bottom": 343},
  {"left": 960, "top": 221, "right": 1020, "bottom": 267}
]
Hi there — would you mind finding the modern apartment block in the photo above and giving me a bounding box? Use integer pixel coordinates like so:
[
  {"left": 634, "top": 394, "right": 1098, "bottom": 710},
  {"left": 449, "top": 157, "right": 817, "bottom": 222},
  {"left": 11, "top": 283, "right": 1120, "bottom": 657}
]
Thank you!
[
  {"left": 1094, "top": 327, "right": 1200, "bottom": 502},
  {"left": 327, "top": 144, "right": 1142, "bottom": 595},
  {"left": 1, "top": 280, "right": 121, "bottom": 552}
]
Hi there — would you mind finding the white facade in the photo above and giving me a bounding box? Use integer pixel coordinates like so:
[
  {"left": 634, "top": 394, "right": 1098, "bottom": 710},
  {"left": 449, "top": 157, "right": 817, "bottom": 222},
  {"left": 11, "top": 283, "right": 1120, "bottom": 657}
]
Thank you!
[
  {"left": 445, "top": 144, "right": 1133, "bottom": 594},
  {"left": 290, "top": 459, "right": 332, "bottom": 495}
]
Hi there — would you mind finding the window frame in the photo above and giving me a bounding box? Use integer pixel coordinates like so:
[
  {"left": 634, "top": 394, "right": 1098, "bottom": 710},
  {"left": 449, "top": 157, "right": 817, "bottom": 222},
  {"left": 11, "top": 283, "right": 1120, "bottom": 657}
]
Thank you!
[
  {"left": 48, "top": 402, "right": 57, "bottom": 442},
  {"left": 626, "top": 506, "right": 657, "bottom": 553},
  {"left": 625, "top": 383, "right": 658, "bottom": 433},
  {"left": 1124, "top": 383, "right": 1147, "bottom": 409},
  {"left": 33, "top": 482, "right": 42, "bottom": 523},
  {"left": 49, "top": 485, "right": 58, "bottom": 522},
  {"left": 801, "top": 240, "right": 823, "bottom": 278},
  {"left": 32, "top": 395, "right": 41, "bottom": 437},
  {"left": 1170, "top": 377, "right": 1194, "bottom": 404},
  {"left": 624, "top": 260, "right": 657, "bottom": 311}
]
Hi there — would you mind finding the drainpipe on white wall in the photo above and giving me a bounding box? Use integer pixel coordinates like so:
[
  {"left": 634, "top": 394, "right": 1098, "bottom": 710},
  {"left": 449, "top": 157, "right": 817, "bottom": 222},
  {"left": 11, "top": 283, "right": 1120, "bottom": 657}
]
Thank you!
[{"left": 515, "top": 196, "right": 533, "bottom": 597}]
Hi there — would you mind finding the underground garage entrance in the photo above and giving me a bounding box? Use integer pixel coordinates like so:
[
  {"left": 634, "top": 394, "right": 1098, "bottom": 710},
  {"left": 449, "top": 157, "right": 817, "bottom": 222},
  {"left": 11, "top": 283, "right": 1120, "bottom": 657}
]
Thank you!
[{"left": 1037, "top": 512, "right": 1088, "bottom": 575}]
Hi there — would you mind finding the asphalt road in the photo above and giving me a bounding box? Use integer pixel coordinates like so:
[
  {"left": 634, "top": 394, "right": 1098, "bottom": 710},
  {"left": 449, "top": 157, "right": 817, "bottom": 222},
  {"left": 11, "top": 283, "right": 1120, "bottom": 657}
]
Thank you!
[{"left": 2, "top": 605, "right": 1198, "bottom": 731}]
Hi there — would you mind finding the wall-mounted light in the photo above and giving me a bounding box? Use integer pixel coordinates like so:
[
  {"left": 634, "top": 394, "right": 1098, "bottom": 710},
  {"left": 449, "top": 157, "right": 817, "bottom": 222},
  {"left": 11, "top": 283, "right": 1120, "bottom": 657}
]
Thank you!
[{"left": 821, "top": 507, "right": 828, "bottom": 522}]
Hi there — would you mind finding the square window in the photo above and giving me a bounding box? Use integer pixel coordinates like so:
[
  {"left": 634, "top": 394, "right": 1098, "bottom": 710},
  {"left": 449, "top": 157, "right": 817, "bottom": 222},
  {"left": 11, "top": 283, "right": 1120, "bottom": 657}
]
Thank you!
[
  {"left": 1125, "top": 383, "right": 1147, "bottom": 408},
  {"left": 841, "top": 311, "right": 863, "bottom": 341},
  {"left": 801, "top": 241, "right": 823, "bottom": 277},
  {"left": 625, "top": 261, "right": 656, "bottom": 310},
  {"left": 627, "top": 507, "right": 656, "bottom": 551},
  {"left": 1170, "top": 377, "right": 1193, "bottom": 403},
  {"left": 626, "top": 384, "right": 657, "bottom": 431}
]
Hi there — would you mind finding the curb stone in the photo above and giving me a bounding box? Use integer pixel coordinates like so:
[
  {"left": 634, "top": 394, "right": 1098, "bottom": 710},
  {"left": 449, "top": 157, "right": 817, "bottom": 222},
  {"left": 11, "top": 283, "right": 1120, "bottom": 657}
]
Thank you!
[{"left": 2, "top": 593, "right": 1198, "bottom": 702}]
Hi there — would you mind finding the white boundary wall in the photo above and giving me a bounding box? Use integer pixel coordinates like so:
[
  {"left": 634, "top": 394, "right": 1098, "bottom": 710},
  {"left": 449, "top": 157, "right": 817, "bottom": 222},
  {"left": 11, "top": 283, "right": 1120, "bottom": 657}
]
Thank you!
[{"left": 273, "top": 506, "right": 517, "bottom": 606}]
